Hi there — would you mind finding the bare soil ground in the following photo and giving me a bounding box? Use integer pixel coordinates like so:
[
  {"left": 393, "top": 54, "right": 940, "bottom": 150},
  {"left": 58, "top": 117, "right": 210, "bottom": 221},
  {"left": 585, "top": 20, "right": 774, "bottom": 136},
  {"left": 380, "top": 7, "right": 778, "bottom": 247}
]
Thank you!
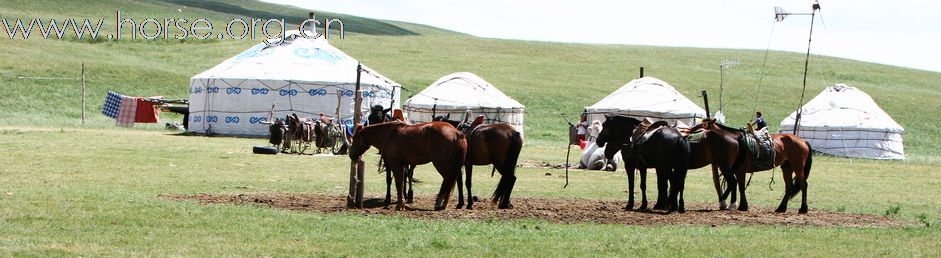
[{"left": 166, "top": 193, "right": 912, "bottom": 228}]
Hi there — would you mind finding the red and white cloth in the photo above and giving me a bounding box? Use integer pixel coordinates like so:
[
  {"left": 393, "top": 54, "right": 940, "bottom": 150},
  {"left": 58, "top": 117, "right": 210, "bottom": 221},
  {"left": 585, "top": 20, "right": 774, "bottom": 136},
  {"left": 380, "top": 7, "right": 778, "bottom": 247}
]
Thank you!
[{"left": 115, "top": 95, "right": 138, "bottom": 127}]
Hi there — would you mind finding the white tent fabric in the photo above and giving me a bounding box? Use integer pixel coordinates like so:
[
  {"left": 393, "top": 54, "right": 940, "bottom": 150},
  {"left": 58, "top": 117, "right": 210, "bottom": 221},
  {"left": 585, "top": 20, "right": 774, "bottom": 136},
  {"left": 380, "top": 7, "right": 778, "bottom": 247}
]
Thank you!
[
  {"left": 780, "top": 84, "right": 904, "bottom": 160},
  {"left": 403, "top": 72, "right": 525, "bottom": 136},
  {"left": 585, "top": 77, "right": 706, "bottom": 125},
  {"left": 188, "top": 31, "right": 400, "bottom": 136}
]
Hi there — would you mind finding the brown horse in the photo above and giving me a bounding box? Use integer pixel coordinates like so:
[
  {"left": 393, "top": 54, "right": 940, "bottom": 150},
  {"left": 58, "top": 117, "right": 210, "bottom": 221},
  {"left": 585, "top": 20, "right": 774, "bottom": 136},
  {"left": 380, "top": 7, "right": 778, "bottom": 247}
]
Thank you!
[
  {"left": 691, "top": 119, "right": 813, "bottom": 213},
  {"left": 435, "top": 117, "right": 523, "bottom": 209},
  {"left": 684, "top": 121, "right": 745, "bottom": 210},
  {"left": 349, "top": 121, "right": 467, "bottom": 211}
]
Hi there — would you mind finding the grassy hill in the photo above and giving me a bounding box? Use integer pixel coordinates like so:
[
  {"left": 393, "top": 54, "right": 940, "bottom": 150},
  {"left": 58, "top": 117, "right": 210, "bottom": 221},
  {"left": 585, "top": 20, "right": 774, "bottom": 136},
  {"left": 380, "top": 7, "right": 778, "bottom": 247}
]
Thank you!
[{"left": 1, "top": 0, "right": 940, "bottom": 160}]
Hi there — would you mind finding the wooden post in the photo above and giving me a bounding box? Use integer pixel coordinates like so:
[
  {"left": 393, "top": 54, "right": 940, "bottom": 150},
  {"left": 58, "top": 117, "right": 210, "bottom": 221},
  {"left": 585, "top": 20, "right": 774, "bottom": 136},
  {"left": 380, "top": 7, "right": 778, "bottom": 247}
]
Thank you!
[
  {"left": 639, "top": 66, "right": 644, "bottom": 78},
  {"left": 348, "top": 63, "right": 365, "bottom": 208},
  {"left": 701, "top": 90, "right": 711, "bottom": 120},
  {"left": 335, "top": 90, "right": 342, "bottom": 120},
  {"left": 81, "top": 63, "right": 86, "bottom": 125}
]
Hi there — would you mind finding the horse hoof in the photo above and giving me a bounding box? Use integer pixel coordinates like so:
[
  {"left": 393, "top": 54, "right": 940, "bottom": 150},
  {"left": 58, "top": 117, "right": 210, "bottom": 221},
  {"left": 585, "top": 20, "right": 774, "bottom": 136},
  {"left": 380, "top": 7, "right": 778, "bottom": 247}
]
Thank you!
[
  {"left": 639, "top": 204, "right": 648, "bottom": 211},
  {"left": 719, "top": 201, "right": 728, "bottom": 210},
  {"left": 623, "top": 205, "right": 634, "bottom": 211},
  {"left": 799, "top": 208, "right": 808, "bottom": 214},
  {"left": 726, "top": 203, "right": 738, "bottom": 211},
  {"left": 738, "top": 206, "right": 749, "bottom": 212},
  {"left": 455, "top": 202, "right": 464, "bottom": 209}
]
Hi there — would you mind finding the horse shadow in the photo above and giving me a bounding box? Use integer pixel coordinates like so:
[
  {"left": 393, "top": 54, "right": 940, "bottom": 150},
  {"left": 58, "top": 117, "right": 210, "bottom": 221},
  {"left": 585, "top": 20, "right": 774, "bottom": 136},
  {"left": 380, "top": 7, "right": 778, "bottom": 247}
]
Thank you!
[{"left": 360, "top": 198, "right": 433, "bottom": 211}]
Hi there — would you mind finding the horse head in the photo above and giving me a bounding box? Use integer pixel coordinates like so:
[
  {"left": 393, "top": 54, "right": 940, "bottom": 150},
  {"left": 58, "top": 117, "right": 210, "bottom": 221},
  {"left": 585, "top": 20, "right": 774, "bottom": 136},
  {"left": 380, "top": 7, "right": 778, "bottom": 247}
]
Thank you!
[
  {"left": 596, "top": 115, "right": 641, "bottom": 160},
  {"left": 348, "top": 125, "right": 370, "bottom": 160}
]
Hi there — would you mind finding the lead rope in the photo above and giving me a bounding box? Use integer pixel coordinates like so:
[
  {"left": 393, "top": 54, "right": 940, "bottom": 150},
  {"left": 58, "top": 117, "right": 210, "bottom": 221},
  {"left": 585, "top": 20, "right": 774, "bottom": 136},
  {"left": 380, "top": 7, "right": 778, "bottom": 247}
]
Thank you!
[{"left": 768, "top": 167, "right": 775, "bottom": 191}]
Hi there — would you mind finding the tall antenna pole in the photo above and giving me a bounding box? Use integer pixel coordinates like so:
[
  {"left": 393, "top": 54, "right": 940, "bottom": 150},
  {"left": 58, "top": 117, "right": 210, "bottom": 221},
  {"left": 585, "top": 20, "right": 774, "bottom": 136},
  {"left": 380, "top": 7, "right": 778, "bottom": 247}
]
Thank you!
[
  {"left": 774, "top": 1, "right": 821, "bottom": 135},
  {"left": 792, "top": 2, "right": 820, "bottom": 135}
]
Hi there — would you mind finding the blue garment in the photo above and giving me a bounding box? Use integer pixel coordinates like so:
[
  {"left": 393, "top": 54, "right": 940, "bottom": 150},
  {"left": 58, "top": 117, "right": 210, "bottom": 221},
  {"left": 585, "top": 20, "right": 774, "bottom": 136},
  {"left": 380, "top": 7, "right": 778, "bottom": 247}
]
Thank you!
[{"left": 754, "top": 117, "right": 768, "bottom": 130}]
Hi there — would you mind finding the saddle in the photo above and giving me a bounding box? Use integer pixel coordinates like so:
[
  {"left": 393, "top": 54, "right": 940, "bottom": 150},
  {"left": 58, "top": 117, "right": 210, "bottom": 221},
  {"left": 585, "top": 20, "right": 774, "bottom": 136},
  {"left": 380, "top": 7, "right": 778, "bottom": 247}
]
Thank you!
[
  {"left": 299, "top": 117, "right": 314, "bottom": 143},
  {"left": 744, "top": 123, "right": 774, "bottom": 170},
  {"left": 314, "top": 119, "right": 341, "bottom": 148},
  {"left": 629, "top": 118, "right": 668, "bottom": 146},
  {"left": 456, "top": 115, "right": 486, "bottom": 135}
]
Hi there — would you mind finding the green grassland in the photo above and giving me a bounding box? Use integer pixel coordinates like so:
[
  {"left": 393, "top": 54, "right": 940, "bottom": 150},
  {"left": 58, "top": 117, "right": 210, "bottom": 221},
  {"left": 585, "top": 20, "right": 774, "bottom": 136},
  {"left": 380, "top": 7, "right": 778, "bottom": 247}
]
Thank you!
[
  {"left": 1, "top": 128, "right": 939, "bottom": 256},
  {"left": 2, "top": 0, "right": 941, "bottom": 256}
]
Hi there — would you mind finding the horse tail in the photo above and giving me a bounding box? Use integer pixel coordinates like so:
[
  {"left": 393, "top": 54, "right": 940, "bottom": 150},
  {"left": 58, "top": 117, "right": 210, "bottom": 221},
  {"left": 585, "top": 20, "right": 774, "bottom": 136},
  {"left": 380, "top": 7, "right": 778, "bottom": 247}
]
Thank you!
[
  {"left": 493, "top": 131, "right": 523, "bottom": 205},
  {"left": 804, "top": 142, "right": 813, "bottom": 180}
]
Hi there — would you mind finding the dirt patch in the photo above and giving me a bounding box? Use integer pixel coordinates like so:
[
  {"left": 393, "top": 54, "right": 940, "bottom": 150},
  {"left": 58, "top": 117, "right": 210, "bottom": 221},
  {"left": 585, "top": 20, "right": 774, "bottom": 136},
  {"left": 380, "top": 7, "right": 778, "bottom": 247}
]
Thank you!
[
  {"left": 516, "top": 159, "right": 564, "bottom": 169},
  {"left": 165, "top": 193, "right": 913, "bottom": 228}
]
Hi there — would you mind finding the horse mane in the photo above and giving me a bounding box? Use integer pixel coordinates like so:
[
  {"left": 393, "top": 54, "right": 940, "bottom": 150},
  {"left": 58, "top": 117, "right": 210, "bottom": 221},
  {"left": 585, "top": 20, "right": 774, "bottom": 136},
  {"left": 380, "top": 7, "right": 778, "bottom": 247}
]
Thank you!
[{"left": 712, "top": 121, "right": 745, "bottom": 133}]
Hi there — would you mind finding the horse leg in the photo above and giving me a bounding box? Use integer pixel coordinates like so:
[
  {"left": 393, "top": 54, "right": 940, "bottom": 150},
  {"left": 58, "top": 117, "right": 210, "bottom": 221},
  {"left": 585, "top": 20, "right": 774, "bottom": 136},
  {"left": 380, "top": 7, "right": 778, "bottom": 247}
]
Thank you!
[
  {"left": 639, "top": 168, "right": 648, "bottom": 210},
  {"left": 406, "top": 165, "right": 415, "bottom": 204},
  {"left": 392, "top": 162, "right": 406, "bottom": 211},
  {"left": 498, "top": 174, "right": 517, "bottom": 209},
  {"left": 658, "top": 167, "right": 677, "bottom": 212},
  {"left": 432, "top": 161, "right": 459, "bottom": 211},
  {"left": 799, "top": 175, "right": 809, "bottom": 214},
  {"left": 726, "top": 172, "right": 738, "bottom": 210},
  {"left": 711, "top": 165, "right": 728, "bottom": 210},
  {"left": 652, "top": 168, "right": 668, "bottom": 210},
  {"left": 465, "top": 164, "right": 474, "bottom": 210},
  {"left": 455, "top": 167, "right": 465, "bottom": 209},
  {"left": 624, "top": 166, "right": 635, "bottom": 211},
  {"left": 736, "top": 170, "right": 749, "bottom": 211},
  {"left": 674, "top": 166, "right": 688, "bottom": 213},
  {"left": 776, "top": 162, "right": 795, "bottom": 213},
  {"left": 384, "top": 164, "right": 393, "bottom": 207},
  {"left": 490, "top": 162, "right": 516, "bottom": 209}
]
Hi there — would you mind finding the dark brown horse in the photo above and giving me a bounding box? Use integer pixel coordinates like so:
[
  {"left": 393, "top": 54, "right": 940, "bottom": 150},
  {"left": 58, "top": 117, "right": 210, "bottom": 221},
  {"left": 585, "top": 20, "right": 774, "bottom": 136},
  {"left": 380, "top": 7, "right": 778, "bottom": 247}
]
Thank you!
[
  {"left": 591, "top": 116, "right": 743, "bottom": 211},
  {"left": 435, "top": 117, "right": 523, "bottom": 209},
  {"left": 596, "top": 116, "right": 690, "bottom": 212},
  {"left": 349, "top": 121, "right": 466, "bottom": 211},
  {"left": 268, "top": 118, "right": 286, "bottom": 150},
  {"left": 691, "top": 119, "right": 813, "bottom": 213}
]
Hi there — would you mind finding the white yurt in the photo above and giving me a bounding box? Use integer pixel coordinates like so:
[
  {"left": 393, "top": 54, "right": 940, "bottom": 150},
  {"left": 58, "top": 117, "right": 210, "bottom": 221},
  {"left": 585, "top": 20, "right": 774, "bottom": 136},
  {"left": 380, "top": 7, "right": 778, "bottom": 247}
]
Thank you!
[
  {"left": 188, "top": 30, "right": 400, "bottom": 136},
  {"left": 403, "top": 72, "right": 525, "bottom": 136},
  {"left": 585, "top": 77, "right": 706, "bottom": 124},
  {"left": 780, "top": 84, "right": 905, "bottom": 160}
]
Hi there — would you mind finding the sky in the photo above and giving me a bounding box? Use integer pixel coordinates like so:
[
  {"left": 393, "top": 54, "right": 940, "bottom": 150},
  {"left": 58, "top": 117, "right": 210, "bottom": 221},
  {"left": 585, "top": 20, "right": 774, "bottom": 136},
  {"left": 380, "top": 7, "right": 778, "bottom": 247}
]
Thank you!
[{"left": 261, "top": 0, "right": 941, "bottom": 72}]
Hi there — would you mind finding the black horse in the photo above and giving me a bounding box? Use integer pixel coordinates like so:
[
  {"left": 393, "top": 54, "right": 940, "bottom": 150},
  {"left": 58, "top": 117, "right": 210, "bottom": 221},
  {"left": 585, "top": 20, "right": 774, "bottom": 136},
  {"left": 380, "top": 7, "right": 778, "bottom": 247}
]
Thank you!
[{"left": 596, "top": 116, "right": 690, "bottom": 213}]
